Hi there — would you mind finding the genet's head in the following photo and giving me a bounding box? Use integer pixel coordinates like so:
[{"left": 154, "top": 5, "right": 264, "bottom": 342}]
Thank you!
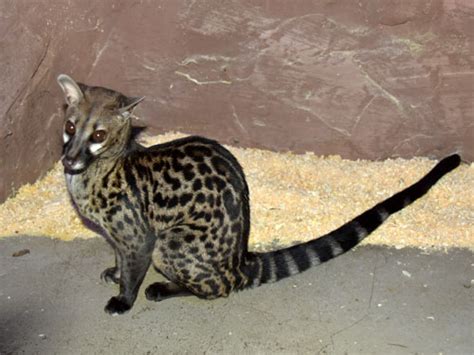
[{"left": 57, "top": 74, "right": 144, "bottom": 173}]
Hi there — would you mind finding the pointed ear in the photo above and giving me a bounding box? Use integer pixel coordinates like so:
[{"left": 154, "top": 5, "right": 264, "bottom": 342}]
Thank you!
[
  {"left": 57, "top": 74, "right": 84, "bottom": 106},
  {"left": 118, "top": 96, "right": 145, "bottom": 119}
]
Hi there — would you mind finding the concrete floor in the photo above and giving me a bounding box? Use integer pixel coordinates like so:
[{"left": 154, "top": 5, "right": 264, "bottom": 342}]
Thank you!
[{"left": 0, "top": 236, "right": 472, "bottom": 354}]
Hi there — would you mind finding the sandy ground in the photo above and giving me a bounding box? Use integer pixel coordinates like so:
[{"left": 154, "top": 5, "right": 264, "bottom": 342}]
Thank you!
[
  {"left": 0, "top": 236, "right": 472, "bottom": 354},
  {"left": 0, "top": 132, "right": 472, "bottom": 251}
]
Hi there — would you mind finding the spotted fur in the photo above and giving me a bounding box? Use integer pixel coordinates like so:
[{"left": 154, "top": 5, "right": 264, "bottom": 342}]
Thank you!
[{"left": 57, "top": 74, "right": 461, "bottom": 315}]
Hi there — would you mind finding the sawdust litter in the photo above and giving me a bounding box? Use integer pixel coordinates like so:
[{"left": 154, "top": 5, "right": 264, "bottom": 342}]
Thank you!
[{"left": 0, "top": 132, "right": 472, "bottom": 251}]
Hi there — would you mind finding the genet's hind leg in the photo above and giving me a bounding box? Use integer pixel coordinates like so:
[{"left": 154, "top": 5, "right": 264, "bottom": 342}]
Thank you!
[
  {"left": 100, "top": 249, "right": 121, "bottom": 284},
  {"left": 151, "top": 224, "right": 236, "bottom": 301},
  {"left": 145, "top": 281, "right": 192, "bottom": 302}
]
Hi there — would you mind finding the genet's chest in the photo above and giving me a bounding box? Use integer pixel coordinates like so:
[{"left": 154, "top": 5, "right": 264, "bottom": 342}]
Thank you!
[
  {"left": 65, "top": 173, "right": 94, "bottom": 218},
  {"left": 65, "top": 173, "right": 80, "bottom": 199},
  {"left": 65, "top": 170, "right": 129, "bottom": 227}
]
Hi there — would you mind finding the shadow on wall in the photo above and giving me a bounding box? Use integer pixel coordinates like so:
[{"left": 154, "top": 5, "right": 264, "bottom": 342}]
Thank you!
[{"left": 1, "top": 0, "right": 473, "bottom": 202}]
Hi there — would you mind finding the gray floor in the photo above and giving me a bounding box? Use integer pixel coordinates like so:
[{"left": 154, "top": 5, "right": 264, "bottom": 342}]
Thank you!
[{"left": 0, "top": 236, "right": 472, "bottom": 355}]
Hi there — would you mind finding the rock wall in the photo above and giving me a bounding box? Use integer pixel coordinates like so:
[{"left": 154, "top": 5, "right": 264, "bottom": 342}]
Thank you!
[{"left": 1, "top": 0, "right": 472, "bottom": 202}]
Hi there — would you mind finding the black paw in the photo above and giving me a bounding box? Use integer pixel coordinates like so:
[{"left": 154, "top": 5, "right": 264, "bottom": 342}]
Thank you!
[
  {"left": 100, "top": 267, "right": 120, "bottom": 284},
  {"left": 104, "top": 296, "right": 131, "bottom": 315},
  {"left": 145, "top": 283, "right": 165, "bottom": 302}
]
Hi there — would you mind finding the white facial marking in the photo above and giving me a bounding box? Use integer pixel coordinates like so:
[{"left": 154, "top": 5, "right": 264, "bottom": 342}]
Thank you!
[
  {"left": 89, "top": 142, "right": 104, "bottom": 154},
  {"left": 71, "top": 161, "right": 85, "bottom": 170},
  {"left": 63, "top": 132, "right": 70, "bottom": 144}
]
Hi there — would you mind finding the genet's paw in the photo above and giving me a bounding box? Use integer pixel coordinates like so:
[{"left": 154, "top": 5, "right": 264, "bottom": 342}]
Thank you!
[
  {"left": 100, "top": 267, "right": 120, "bottom": 284},
  {"left": 145, "top": 283, "right": 165, "bottom": 302},
  {"left": 104, "top": 296, "right": 131, "bottom": 315}
]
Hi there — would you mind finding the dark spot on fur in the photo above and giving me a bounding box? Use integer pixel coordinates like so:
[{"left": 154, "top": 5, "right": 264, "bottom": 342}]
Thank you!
[
  {"left": 124, "top": 214, "right": 133, "bottom": 225},
  {"left": 163, "top": 171, "right": 181, "bottom": 190},
  {"left": 180, "top": 193, "right": 193, "bottom": 206},
  {"left": 183, "top": 164, "right": 195, "bottom": 181},
  {"left": 185, "top": 145, "right": 212, "bottom": 163},
  {"left": 184, "top": 234, "right": 195, "bottom": 243},
  {"left": 97, "top": 191, "right": 108, "bottom": 209},
  {"left": 135, "top": 163, "right": 149, "bottom": 180},
  {"left": 213, "top": 210, "right": 224, "bottom": 224},
  {"left": 189, "top": 224, "right": 208, "bottom": 232},
  {"left": 212, "top": 176, "right": 226, "bottom": 191},
  {"left": 193, "top": 179, "right": 202, "bottom": 191},
  {"left": 205, "top": 279, "right": 220, "bottom": 294},
  {"left": 231, "top": 222, "right": 241, "bottom": 235},
  {"left": 194, "top": 272, "right": 211, "bottom": 282},
  {"left": 207, "top": 194, "right": 215, "bottom": 206},
  {"left": 168, "top": 240, "right": 181, "bottom": 251},
  {"left": 205, "top": 177, "right": 213, "bottom": 190},
  {"left": 198, "top": 163, "right": 212, "bottom": 175},
  {"left": 152, "top": 161, "right": 164, "bottom": 172},
  {"left": 172, "top": 157, "right": 184, "bottom": 172},
  {"left": 153, "top": 192, "right": 167, "bottom": 208},
  {"left": 167, "top": 195, "right": 179, "bottom": 208},
  {"left": 223, "top": 189, "right": 240, "bottom": 220},
  {"left": 195, "top": 193, "right": 206, "bottom": 204}
]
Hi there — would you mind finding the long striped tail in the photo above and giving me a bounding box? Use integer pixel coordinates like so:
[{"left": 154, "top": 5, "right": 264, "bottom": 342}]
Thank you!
[{"left": 241, "top": 154, "right": 461, "bottom": 288}]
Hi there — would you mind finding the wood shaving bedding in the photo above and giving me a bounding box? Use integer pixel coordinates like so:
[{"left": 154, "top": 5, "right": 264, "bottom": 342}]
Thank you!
[{"left": 0, "top": 132, "right": 472, "bottom": 251}]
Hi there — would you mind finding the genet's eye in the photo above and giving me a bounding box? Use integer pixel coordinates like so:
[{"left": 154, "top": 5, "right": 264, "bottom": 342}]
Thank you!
[
  {"left": 65, "top": 121, "right": 76, "bottom": 135},
  {"left": 91, "top": 130, "right": 107, "bottom": 143}
]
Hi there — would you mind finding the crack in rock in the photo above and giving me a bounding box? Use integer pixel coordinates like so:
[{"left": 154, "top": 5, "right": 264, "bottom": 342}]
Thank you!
[{"left": 174, "top": 71, "right": 232, "bottom": 85}]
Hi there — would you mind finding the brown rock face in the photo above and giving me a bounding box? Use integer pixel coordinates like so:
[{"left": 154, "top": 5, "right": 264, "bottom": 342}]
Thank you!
[{"left": 0, "top": 0, "right": 472, "bottom": 202}]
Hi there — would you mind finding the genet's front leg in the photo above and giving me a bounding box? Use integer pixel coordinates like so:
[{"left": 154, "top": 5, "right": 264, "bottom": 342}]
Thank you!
[
  {"left": 100, "top": 249, "right": 122, "bottom": 284},
  {"left": 104, "top": 247, "right": 152, "bottom": 315}
]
